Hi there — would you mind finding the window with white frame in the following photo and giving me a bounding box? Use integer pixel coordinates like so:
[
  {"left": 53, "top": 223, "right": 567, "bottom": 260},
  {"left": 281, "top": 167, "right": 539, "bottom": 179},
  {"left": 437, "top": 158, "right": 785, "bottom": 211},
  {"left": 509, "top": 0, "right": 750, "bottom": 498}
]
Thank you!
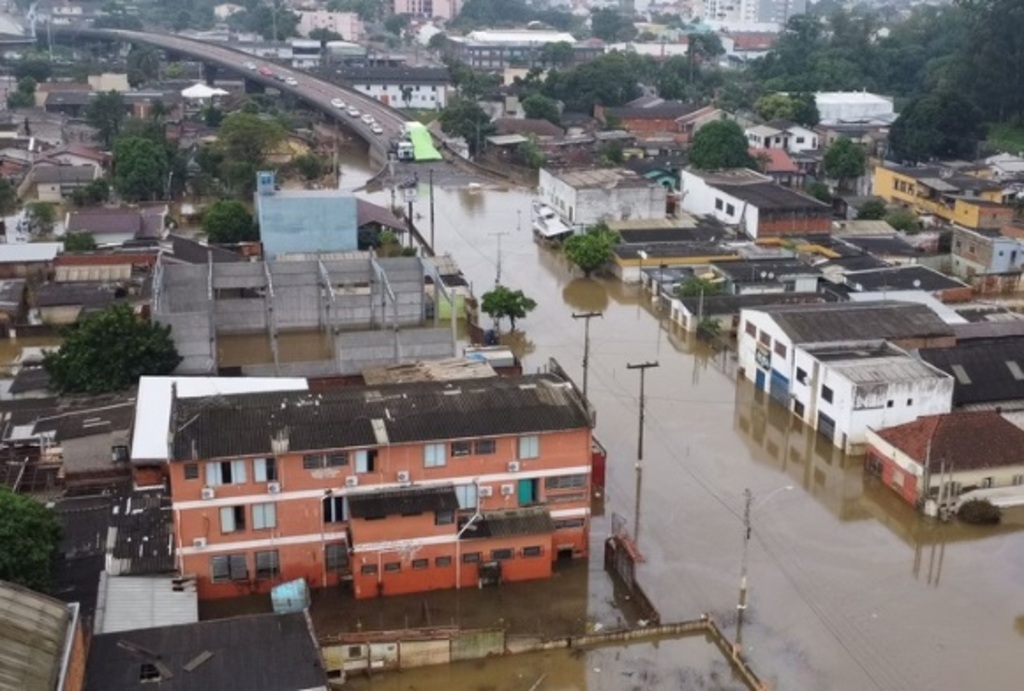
[
  {"left": 219, "top": 506, "right": 246, "bottom": 533},
  {"left": 253, "top": 457, "right": 276, "bottom": 482},
  {"left": 323, "top": 495, "right": 347, "bottom": 523},
  {"left": 354, "top": 449, "right": 377, "bottom": 473},
  {"left": 424, "top": 443, "right": 446, "bottom": 468},
  {"left": 454, "top": 484, "right": 478, "bottom": 509},
  {"left": 518, "top": 435, "right": 540, "bottom": 460},
  {"left": 252, "top": 503, "right": 277, "bottom": 530},
  {"left": 206, "top": 459, "right": 247, "bottom": 486}
]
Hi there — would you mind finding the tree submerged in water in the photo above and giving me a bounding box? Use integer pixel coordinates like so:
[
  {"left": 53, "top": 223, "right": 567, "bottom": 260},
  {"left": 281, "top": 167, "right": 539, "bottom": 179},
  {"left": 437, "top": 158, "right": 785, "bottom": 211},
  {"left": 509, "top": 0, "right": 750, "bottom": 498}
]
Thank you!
[{"left": 481, "top": 284, "right": 537, "bottom": 332}]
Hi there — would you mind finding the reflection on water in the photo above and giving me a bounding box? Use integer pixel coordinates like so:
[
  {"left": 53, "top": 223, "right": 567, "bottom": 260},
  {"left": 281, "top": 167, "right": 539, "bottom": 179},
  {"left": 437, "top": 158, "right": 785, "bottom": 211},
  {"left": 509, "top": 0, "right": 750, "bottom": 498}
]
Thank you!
[
  {"left": 561, "top": 277, "right": 610, "bottom": 313},
  {"left": 216, "top": 330, "right": 333, "bottom": 368}
]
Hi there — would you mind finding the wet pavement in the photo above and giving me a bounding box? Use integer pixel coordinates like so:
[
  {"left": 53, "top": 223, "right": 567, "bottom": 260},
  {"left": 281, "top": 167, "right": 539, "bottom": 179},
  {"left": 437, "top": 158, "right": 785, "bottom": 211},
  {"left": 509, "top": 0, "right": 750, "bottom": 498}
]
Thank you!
[{"left": 213, "top": 146, "right": 1024, "bottom": 690}]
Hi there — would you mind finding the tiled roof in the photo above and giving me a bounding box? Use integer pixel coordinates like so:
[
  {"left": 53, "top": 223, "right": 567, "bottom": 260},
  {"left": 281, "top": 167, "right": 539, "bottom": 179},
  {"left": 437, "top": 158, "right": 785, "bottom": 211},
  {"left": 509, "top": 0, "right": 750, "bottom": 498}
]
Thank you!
[
  {"left": 348, "top": 486, "right": 458, "bottom": 520},
  {"left": 919, "top": 337, "right": 1024, "bottom": 406},
  {"left": 29, "top": 164, "right": 96, "bottom": 184},
  {"left": 679, "top": 292, "right": 827, "bottom": 316},
  {"left": 468, "top": 507, "right": 555, "bottom": 539},
  {"left": 356, "top": 198, "right": 405, "bottom": 231},
  {"left": 754, "top": 301, "right": 954, "bottom": 344},
  {"left": 34, "top": 282, "right": 123, "bottom": 309},
  {"left": 844, "top": 265, "right": 967, "bottom": 292},
  {"left": 873, "top": 411, "right": 1024, "bottom": 470},
  {"left": 749, "top": 147, "right": 799, "bottom": 174},
  {"left": 9, "top": 366, "right": 49, "bottom": 394},
  {"left": 169, "top": 234, "right": 244, "bottom": 264},
  {"left": 66, "top": 209, "right": 144, "bottom": 237},
  {"left": 494, "top": 117, "right": 564, "bottom": 138},
  {"left": 33, "top": 401, "right": 135, "bottom": 441},
  {"left": 171, "top": 373, "right": 590, "bottom": 461}
]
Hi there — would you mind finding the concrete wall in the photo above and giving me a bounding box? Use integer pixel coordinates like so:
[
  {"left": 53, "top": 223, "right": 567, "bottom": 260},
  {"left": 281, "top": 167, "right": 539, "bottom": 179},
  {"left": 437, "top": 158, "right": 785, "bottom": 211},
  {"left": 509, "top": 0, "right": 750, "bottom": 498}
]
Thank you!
[
  {"left": 257, "top": 194, "right": 358, "bottom": 259},
  {"left": 336, "top": 327, "right": 453, "bottom": 374},
  {"left": 156, "top": 312, "right": 216, "bottom": 374},
  {"left": 680, "top": 170, "right": 759, "bottom": 238}
]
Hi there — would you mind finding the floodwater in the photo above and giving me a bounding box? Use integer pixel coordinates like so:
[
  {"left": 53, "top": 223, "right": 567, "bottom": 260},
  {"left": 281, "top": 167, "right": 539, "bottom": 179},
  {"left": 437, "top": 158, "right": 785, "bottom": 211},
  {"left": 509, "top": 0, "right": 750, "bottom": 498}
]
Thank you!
[{"left": 301, "top": 148, "right": 1024, "bottom": 690}]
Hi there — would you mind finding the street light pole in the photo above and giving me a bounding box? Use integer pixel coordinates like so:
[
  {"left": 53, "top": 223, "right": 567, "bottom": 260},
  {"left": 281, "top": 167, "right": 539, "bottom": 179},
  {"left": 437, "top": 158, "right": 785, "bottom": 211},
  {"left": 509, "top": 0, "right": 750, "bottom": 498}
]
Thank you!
[
  {"left": 627, "top": 361, "right": 658, "bottom": 545},
  {"left": 572, "top": 311, "right": 602, "bottom": 409},
  {"left": 737, "top": 485, "right": 794, "bottom": 639}
]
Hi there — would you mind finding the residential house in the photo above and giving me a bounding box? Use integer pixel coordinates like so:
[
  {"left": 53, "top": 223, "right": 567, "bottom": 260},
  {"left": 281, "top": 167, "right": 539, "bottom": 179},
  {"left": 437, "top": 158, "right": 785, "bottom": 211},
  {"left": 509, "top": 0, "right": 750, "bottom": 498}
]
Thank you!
[
  {"left": 296, "top": 9, "right": 364, "bottom": 40},
  {"left": 737, "top": 301, "right": 956, "bottom": 411},
  {"left": 0, "top": 278, "right": 26, "bottom": 334},
  {"left": 494, "top": 118, "right": 565, "bottom": 140},
  {"left": 712, "top": 258, "right": 821, "bottom": 295},
  {"left": 87, "top": 73, "right": 131, "bottom": 93},
  {"left": 34, "top": 81, "right": 91, "bottom": 109},
  {"left": 37, "top": 144, "right": 109, "bottom": 171},
  {"left": 787, "top": 341, "right": 953, "bottom": 453},
  {"left": 722, "top": 31, "right": 777, "bottom": 61},
  {"left": 613, "top": 242, "right": 742, "bottom": 284},
  {"left": 594, "top": 100, "right": 722, "bottom": 145},
  {"left": 984, "top": 153, "right": 1024, "bottom": 181},
  {"left": 0, "top": 581, "right": 87, "bottom": 691},
  {"left": 919, "top": 336, "right": 1024, "bottom": 411},
  {"left": 873, "top": 164, "right": 1012, "bottom": 229},
  {"left": 42, "top": 90, "right": 94, "bottom": 117},
  {"left": 342, "top": 66, "right": 451, "bottom": 110},
  {"left": 817, "top": 122, "right": 889, "bottom": 158},
  {"left": 254, "top": 171, "right": 358, "bottom": 258},
  {"left": 744, "top": 119, "right": 819, "bottom": 154},
  {"left": 161, "top": 372, "right": 594, "bottom": 600},
  {"left": 170, "top": 235, "right": 245, "bottom": 264},
  {"left": 679, "top": 169, "right": 832, "bottom": 239},
  {"left": 670, "top": 291, "right": 825, "bottom": 334},
  {"left": 842, "top": 265, "right": 973, "bottom": 303},
  {"left": 836, "top": 232, "right": 940, "bottom": 268},
  {"left": 814, "top": 91, "right": 895, "bottom": 125},
  {"left": 750, "top": 147, "right": 804, "bottom": 187},
  {"left": 33, "top": 282, "right": 126, "bottom": 325},
  {"left": 950, "top": 226, "right": 1024, "bottom": 283},
  {"left": 0, "top": 242, "right": 61, "bottom": 279},
  {"left": 394, "top": 0, "right": 463, "bottom": 20},
  {"left": 18, "top": 164, "right": 98, "bottom": 202},
  {"left": 85, "top": 612, "right": 328, "bottom": 690},
  {"left": 537, "top": 166, "right": 668, "bottom": 228},
  {"left": 65, "top": 206, "right": 168, "bottom": 246},
  {"left": 865, "top": 411, "right": 1024, "bottom": 509},
  {"left": 54, "top": 250, "right": 159, "bottom": 283}
]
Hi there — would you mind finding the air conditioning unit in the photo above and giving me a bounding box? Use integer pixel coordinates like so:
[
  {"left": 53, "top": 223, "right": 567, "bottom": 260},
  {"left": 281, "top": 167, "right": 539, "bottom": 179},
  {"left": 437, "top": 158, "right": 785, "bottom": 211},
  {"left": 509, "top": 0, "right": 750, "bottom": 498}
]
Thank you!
[
  {"left": 508, "top": 461, "right": 521, "bottom": 473},
  {"left": 267, "top": 481, "right": 281, "bottom": 494},
  {"left": 478, "top": 486, "right": 493, "bottom": 498},
  {"left": 192, "top": 537, "right": 207, "bottom": 549},
  {"left": 201, "top": 487, "right": 215, "bottom": 500},
  {"left": 500, "top": 483, "right": 515, "bottom": 496},
  {"left": 396, "top": 470, "right": 411, "bottom": 484},
  {"left": 345, "top": 476, "right": 359, "bottom": 488}
]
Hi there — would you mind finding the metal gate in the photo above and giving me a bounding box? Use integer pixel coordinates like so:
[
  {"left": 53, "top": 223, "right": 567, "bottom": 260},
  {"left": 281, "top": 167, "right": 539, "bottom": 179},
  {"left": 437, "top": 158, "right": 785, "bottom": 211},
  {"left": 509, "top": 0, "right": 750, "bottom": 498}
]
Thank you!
[{"left": 769, "top": 370, "right": 789, "bottom": 404}]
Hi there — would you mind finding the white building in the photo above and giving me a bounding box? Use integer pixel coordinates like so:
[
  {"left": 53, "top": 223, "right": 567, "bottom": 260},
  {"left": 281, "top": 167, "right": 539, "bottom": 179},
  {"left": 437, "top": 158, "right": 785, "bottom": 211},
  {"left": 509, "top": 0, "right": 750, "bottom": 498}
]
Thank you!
[
  {"left": 212, "top": 3, "right": 245, "bottom": 20},
  {"left": 744, "top": 119, "right": 819, "bottom": 153},
  {"left": 537, "top": 167, "right": 668, "bottom": 228},
  {"left": 788, "top": 341, "right": 953, "bottom": 453},
  {"left": 815, "top": 91, "right": 895, "bottom": 124},
  {"left": 296, "top": 11, "right": 364, "bottom": 41},
  {"left": 393, "top": 0, "right": 463, "bottom": 20},
  {"left": 342, "top": 66, "right": 451, "bottom": 110}
]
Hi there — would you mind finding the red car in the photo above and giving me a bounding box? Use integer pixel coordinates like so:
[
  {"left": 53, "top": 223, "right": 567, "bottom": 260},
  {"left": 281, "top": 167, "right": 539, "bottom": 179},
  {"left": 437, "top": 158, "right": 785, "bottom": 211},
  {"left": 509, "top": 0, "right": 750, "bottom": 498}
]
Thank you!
[{"left": 258, "top": 66, "right": 272, "bottom": 77}]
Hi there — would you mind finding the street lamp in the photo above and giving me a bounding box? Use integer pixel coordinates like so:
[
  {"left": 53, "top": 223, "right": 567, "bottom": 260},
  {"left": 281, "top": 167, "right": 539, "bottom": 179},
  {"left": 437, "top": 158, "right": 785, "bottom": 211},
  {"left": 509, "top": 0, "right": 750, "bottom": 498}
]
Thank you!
[{"left": 737, "top": 485, "right": 794, "bottom": 617}]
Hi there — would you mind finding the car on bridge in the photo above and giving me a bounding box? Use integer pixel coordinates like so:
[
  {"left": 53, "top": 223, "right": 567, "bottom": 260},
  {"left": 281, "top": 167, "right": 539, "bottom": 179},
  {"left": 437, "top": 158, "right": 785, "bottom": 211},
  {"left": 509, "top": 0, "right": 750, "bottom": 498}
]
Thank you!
[
  {"left": 285, "top": 77, "right": 298, "bottom": 86},
  {"left": 346, "top": 107, "right": 360, "bottom": 118},
  {"left": 258, "top": 66, "right": 272, "bottom": 77},
  {"left": 370, "top": 124, "right": 383, "bottom": 135},
  {"left": 244, "top": 62, "right": 256, "bottom": 71},
  {"left": 330, "top": 98, "right": 346, "bottom": 109}
]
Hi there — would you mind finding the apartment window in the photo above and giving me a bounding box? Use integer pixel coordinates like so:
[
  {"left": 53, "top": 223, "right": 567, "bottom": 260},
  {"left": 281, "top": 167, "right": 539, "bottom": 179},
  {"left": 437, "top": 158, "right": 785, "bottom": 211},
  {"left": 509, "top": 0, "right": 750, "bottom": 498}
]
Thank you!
[
  {"left": 435, "top": 510, "right": 454, "bottom": 526},
  {"left": 774, "top": 342, "right": 787, "bottom": 358},
  {"left": 726, "top": 203, "right": 736, "bottom": 216},
  {"left": 545, "top": 474, "right": 587, "bottom": 490},
  {"left": 253, "top": 457, "right": 276, "bottom": 482},
  {"left": 219, "top": 506, "right": 246, "bottom": 533},
  {"left": 424, "top": 443, "right": 447, "bottom": 468},
  {"left": 796, "top": 136, "right": 805, "bottom": 144},
  {"left": 326, "top": 453, "right": 348, "bottom": 467},
  {"left": 745, "top": 321, "right": 757, "bottom": 338},
  {"left": 715, "top": 198, "right": 724, "bottom": 211},
  {"left": 491, "top": 548, "right": 513, "bottom": 561},
  {"left": 759, "top": 332, "right": 771, "bottom": 347},
  {"left": 206, "top": 459, "right": 247, "bottom": 486},
  {"left": 412, "top": 558, "right": 429, "bottom": 570},
  {"left": 454, "top": 484, "right": 478, "bottom": 509},
  {"left": 354, "top": 449, "right": 377, "bottom": 473},
  {"left": 1012, "top": 474, "right": 1024, "bottom": 486},
  {"left": 462, "top": 552, "right": 481, "bottom": 563},
  {"left": 325, "top": 543, "right": 349, "bottom": 571},
  {"left": 255, "top": 550, "right": 279, "bottom": 580},
  {"left": 821, "top": 385, "right": 833, "bottom": 403},
  {"left": 360, "top": 564, "right": 378, "bottom": 575},
  {"left": 518, "top": 435, "right": 540, "bottom": 460},
  {"left": 323, "top": 495, "right": 347, "bottom": 523},
  {"left": 906, "top": 398, "right": 913, "bottom": 406},
  {"left": 384, "top": 562, "right": 401, "bottom": 573},
  {"left": 252, "top": 503, "right": 277, "bottom": 530},
  {"left": 796, "top": 368, "right": 807, "bottom": 385},
  {"left": 522, "top": 546, "right": 543, "bottom": 558},
  {"left": 184, "top": 463, "right": 199, "bottom": 480},
  {"left": 211, "top": 554, "right": 248, "bottom": 582},
  {"left": 793, "top": 400, "right": 805, "bottom": 417},
  {"left": 302, "top": 454, "right": 322, "bottom": 470},
  {"left": 451, "top": 440, "right": 473, "bottom": 457},
  {"left": 435, "top": 556, "right": 453, "bottom": 567},
  {"left": 475, "top": 439, "right": 496, "bottom": 455},
  {"left": 886, "top": 400, "right": 894, "bottom": 408}
]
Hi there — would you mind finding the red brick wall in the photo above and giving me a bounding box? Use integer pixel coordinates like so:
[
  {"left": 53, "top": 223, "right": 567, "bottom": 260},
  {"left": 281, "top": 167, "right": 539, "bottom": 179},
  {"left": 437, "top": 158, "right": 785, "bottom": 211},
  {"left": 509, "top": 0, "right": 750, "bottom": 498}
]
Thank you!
[
  {"left": 618, "top": 117, "right": 680, "bottom": 137},
  {"left": 62, "top": 621, "right": 87, "bottom": 691},
  {"left": 867, "top": 449, "right": 918, "bottom": 506},
  {"left": 757, "top": 214, "right": 832, "bottom": 237}
]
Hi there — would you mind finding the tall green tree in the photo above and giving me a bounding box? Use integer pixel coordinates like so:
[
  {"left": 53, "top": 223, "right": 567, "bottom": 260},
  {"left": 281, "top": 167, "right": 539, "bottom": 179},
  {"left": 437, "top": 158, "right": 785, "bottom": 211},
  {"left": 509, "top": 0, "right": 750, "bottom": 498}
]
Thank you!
[
  {"left": 127, "top": 45, "right": 161, "bottom": 86},
  {"left": 0, "top": 178, "right": 17, "bottom": 215},
  {"left": 86, "top": 91, "right": 127, "bottom": 149},
  {"left": 687, "top": 120, "right": 755, "bottom": 170},
  {"left": 521, "top": 94, "right": 560, "bottom": 126},
  {"left": 888, "top": 92, "right": 986, "bottom": 163},
  {"left": 63, "top": 232, "right": 97, "bottom": 252},
  {"left": 540, "top": 41, "right": 574, "bottom": 67},
  {"left": 481, "top": 284, "right": 537, "bottom": 332},
  {"left": 590, "top": 8, "right": 637, "bottom": 43},
  {"left": 563, "top": 223, "right": 620, "bottom": 277},
  {"left": 0, "top": 488, "right": 61, "bottom": 592},
  {"left": 114, "top": 137, "right": 169, "bottom": 201},
  {"left": 202, "top": 199, "right": 257, "bottom": 244},
  {"left": 958, "top": 0, "right": 1024, "bottom": 122},
  {"left": 43, "top": 304, "right": 181, "bottom": 394},
  {"left": 293, "top": 153, "right": 323, "bottom": 183},
  {"left": 823, "top": 137, "right": 866, "bottom": 191},
  {"left": 439, "top": 98, "right": 495, "bottom": 156},
  {"left": 215, "top": 113, "right": 287, "bottom": 195}
]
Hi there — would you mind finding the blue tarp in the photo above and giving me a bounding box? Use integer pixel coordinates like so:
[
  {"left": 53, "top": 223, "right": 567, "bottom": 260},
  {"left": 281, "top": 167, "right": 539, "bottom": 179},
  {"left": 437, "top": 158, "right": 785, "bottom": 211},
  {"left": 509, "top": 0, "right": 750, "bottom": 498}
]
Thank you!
[{"left": 271, "top": 578, "right": 310, "bottom": 614}]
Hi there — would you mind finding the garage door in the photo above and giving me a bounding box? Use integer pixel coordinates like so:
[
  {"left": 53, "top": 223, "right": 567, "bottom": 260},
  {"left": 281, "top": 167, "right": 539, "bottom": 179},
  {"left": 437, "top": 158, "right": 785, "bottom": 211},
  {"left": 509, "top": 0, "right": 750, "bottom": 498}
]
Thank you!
[{"left": 769, "top": 370, "right": 789, "bottom": 404}]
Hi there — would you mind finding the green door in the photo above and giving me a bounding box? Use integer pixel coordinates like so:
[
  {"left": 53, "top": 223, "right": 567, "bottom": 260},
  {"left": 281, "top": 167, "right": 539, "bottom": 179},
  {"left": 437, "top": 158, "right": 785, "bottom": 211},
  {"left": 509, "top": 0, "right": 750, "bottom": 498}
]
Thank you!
[{"left": 517, "top": 479, "right": 536, "bottom": 505}]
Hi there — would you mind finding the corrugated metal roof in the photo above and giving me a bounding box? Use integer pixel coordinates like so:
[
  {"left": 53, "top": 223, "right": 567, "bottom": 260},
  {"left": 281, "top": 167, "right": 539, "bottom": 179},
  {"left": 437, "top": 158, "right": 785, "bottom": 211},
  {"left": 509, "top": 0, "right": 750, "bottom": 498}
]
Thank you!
[
  {"left": 469, "top": 508, "right": 554, "bottom": 539},
  {"left": 0, "top": 581, "right": 72, "bottom": 691},
  {"left": 94, "top": 574, "right": 198, "bottom": 635},
  {"left": 348, "top": 486, "right": 458, "bottom": 520},
  {"left": 0, "top": 243, "right": 61, "bottom": 263}
]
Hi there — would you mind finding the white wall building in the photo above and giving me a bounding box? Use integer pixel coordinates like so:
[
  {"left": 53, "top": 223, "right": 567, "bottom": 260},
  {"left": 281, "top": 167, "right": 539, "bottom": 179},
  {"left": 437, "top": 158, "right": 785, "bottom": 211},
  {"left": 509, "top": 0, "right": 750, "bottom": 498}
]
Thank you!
[
  {"left": 393, "top": 0, "right": 463, "bottom": 20},
  {"left": 537, "top": 167, "right": 668, "bottom": 228},
  {"left": 815, "top": 91, "right": 895, "bottom": 124},
  {"left": 745, "top": 121, "right": 819, "bottom": 153},
  {"left": 343, "top": 67, "right": 451, "bottom": 110},
  {"left": 789, "top": 341, "right": 953, "bottom": 454},
  {"left": 296, "top": 11, "right": 364, "bottom": 41}
]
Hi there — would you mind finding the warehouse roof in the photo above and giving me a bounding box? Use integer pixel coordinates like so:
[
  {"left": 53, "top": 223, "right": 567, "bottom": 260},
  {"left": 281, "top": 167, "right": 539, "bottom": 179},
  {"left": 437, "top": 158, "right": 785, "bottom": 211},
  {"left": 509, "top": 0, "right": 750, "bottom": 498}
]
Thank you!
[{"left": 749, "top": 301, "right": 954, "bottom": 344}]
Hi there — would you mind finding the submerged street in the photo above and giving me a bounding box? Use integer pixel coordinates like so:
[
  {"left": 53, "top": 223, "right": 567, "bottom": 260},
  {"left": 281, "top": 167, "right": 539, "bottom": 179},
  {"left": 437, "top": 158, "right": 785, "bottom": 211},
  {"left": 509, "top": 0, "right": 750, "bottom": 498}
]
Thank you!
[{"left": 336, "top": 148, "right": 1024, "bottom": 689}]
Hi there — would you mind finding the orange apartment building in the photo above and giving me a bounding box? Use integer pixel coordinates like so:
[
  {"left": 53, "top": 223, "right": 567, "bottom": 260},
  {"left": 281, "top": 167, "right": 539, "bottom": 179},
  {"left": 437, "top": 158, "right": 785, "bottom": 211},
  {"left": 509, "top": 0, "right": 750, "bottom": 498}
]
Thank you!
[{"left": 167, "top": 373, "right": 594, "bottom": 600}]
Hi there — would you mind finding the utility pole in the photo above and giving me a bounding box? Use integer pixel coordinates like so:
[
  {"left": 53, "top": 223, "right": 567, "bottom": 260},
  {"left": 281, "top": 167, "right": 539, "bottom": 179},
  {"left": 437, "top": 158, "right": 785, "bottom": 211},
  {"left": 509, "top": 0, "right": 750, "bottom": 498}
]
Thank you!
[
  {"left": 626, "top": 360, "right": 658, "bottom": 546},
  {"left": 489, "top": 230, "right": 509, "bottom": 285},
  {"left": 572, "top": 311, "right": 602, "bottom": 408},
  {"left": 428, "top": 168, "right": 435, "bottom": 251},
  {"left": 738, "top": 488, "right": 753, "bottom": 616}
]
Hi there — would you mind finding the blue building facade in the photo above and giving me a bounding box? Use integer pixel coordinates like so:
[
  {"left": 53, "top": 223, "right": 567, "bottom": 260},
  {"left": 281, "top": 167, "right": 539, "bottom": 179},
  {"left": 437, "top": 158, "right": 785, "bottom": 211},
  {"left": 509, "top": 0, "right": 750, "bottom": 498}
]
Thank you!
[{"left": 255, "top": 171, "right": 358, "bottom": 259}]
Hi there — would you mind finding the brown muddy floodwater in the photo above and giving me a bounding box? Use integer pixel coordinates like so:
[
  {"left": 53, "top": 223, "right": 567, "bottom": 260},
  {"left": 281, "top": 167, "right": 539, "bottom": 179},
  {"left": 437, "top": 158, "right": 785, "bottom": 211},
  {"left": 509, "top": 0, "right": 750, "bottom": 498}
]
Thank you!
[{"left": 284, "top": 152, "right": 1024, "bottom": 690}]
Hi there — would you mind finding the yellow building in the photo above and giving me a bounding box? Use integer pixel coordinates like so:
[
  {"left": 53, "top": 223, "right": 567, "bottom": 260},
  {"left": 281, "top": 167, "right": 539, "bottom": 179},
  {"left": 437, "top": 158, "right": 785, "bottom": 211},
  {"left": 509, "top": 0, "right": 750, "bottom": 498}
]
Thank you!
[{"left": 873, "top": 164, "right": 1012, "bottom": 229}]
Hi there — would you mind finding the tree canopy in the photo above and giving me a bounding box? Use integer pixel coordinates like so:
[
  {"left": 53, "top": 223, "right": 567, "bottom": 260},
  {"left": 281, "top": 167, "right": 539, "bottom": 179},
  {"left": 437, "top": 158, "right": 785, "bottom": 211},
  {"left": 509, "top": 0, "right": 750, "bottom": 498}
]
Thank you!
[
  {"left": 0, "top": 178, "right": 16, "bottom": 216},
  {"left": 202, "top": 199, "right": 257, "bottom": 244},
  {"left": 888, "top": 92, "right": 987, "bottom": 163},
  {"left": 439, "top": 98, "right": 495, "bottom": 156},
  {"left": 213, "top": 113, "right": 287, "bottom": 195},
  {"left": 754, "top": 93, "right": 819, "bottom": 127},
  {"left": 856, "top": 199, "right": 888, "bottom": 220},
  {"left": 590, "top": 9, "right": 637, "bottom": 43},
  {"left": 563, "top": 223, "right": 620, "bottom": 277},
  {"left": 63, "top": 232, "right": 97, "bottom": 252},
  {"left": 823, "top": 137, "right": 866, "bottom": 189},
  {"left": 521, "top": 94, "right": 560, "bottom": 126},
  {"left": 113, "top": 136, "right": 169, "bottom": 202},
  {"left": 452, "top": 0, "right": 578, "bottom": 32},
  {"left": 0, "top": 488, "right": 61, "bottom": 592},
  {"left": 86, "top": 91, "right": 127, "bottom": 149},
  {"left": 481, "top": 284, "right": 537, "bottom": 332},
  {"left": 688, "top": 120, "right": 756, "bottom": 170},
  {"left": 43, "top": 304, "right": 181, "bottom": 394}
]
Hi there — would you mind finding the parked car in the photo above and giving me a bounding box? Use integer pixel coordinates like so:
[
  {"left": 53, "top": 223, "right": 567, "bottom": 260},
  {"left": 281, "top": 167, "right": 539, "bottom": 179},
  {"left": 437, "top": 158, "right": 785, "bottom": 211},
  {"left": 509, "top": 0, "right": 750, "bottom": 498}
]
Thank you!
[
  {"left": 360, "top": 114, "right": 374, "bottom": 125},
  {"left": 258, "top": 67, "right": 273, "bottom": 77},
  {"left": 370, "top": 124, "right": 384, "bottom": 135},
  {"left": 285, "top": 77, "right": 298, "bottom": 86},
  {"left": 347, "top": 107, "right": 360, "bottom": 117},
  {"left": 330, "top": 98, "right": 345, "bottom": 109}
]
